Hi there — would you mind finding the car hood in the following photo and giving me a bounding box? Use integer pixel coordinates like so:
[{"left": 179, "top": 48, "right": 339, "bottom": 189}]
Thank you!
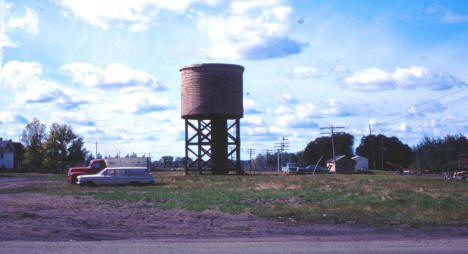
[{"left": 69, "top": 166, "right": 90, "bottom": 172}]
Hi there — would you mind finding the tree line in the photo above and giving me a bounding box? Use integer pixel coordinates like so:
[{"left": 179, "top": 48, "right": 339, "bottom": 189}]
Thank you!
[
  {"left": 21, "top": 119, "right": 87, "bottom": 173},
  {"left": 18, "top": 118, "right": 468, "bottom": 172},
  {"left": 253, "top": 133, "right": 467, "bottom": 172}
]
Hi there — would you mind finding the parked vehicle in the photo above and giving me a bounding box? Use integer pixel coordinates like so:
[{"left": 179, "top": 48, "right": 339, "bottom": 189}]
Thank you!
[
  {"left": 296, "top": 165, "right": 329, "bottom": 174},
  {"left": 453, "top": 171, "right": 467, "bottom": 180},
  {"left": 77, "top": 167, "right": 154, "bottom": 186},
  {"left": 68, "top": 159, "right": 106, "bottom": 184},
  {"left": 68, "top": 157, "right": 151, "bottom": 184},
  {"left": 281, "top": 163, "right": 298, "bottom": 174}
]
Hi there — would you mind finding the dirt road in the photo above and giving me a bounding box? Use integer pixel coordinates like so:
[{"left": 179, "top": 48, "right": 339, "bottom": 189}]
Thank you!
[{"left": 1, "top": 238, "right": 467, "bottom": 254}]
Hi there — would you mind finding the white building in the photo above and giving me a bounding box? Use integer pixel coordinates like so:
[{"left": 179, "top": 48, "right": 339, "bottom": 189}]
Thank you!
[
  {"left": 352, "top": 156, "right": 368, "bottom": 171},
  {"left": 0, "top": 138, "right": 23, "bottom": 170}
]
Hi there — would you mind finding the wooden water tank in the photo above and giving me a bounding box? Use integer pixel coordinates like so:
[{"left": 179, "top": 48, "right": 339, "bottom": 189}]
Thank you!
[{"left": 180, "top": 63, "right": 244, "bottom": 119}]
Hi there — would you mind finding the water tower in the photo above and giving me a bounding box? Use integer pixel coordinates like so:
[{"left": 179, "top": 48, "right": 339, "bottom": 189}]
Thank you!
[{"left": 180, "top": 63, "right": 244, "bottom": 174}]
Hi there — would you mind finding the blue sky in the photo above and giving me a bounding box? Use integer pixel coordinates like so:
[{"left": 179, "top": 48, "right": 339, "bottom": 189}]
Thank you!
[{"left": 1, "top": 0, "right": 468, "bottom": 159}]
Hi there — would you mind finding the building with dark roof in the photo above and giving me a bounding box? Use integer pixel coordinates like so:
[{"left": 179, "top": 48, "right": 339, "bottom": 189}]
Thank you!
[{"left": 0, "top": 138, "right": 24, "bottom": 171}]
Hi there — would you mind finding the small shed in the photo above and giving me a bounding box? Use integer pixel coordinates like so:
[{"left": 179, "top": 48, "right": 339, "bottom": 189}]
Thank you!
[
  {"left": 352, "top": 156, "right": 369, "bottom": 171},
  {"left": 0, "top": 138, "right": 23, "bottom": 171},
  {"left": 326, "top": 155, "right": 356, "bottom": 173}
]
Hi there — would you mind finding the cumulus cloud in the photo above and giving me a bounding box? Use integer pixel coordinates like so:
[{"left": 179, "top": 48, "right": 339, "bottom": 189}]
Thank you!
[
  {"left": 76, "top": 126, "right": 123, "bottom": 141},
  {"left": 296, "top": 99, "right": 358, "bottom": 118},
  {"left": 0, "top": 111, "right": 28, "bottom": 125},
  {"left": 6, "top": 6, "right": 39, "bottom": 35},
  {"left": 341, "top": 66, "right": 466, "bottom": 92},
  {"left": 196, "top": 0, "right": 306, "bottom": 60},
  {"left": 61, "top": 63, "right": 165, "bottom": 91},
  {"left": 2, "top": 61, "right": 87, "bottom": 109},
  {"left": 102, "top": 92, "right": 170, "bottom": 114},
  {"left": 242, "top": 115, "right": 265, "bottom": 127},
  {"left": 278, "top": 93, "right": 298, "bottom": 104},
  {"left": 290, "top": 66, "right": 326, "bottom": 79},
  {"left": 0, "top": 34, "right": 15, "bottom": 48},
  {"left": 58, "top": 0, "right": 222, "bottom": 31},
  {"left": 244, "top": 98, "right": 262, "bottom": 114},
  {"left": 388, "top": 122, "right": 412, "bottom": 133},
  {"left": 407, "top": 99, "right": 447, "bottom": 117},
  {"left": 274, "top": 99, "right": 365, "bottom": 129},
  {"left": 51, "top": 111, "right": 95, "bottom": 126}
]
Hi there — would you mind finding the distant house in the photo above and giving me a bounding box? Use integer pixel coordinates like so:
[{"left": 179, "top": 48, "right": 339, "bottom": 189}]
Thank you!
[
  {"left": 326, "top": 155, "right": 356, "bottom": 173},
  {"left": 0, "top": 138, "right": 23, "bottom": 171},
  {"left": 352, "top": 156, "right": 369, "bottom": 171}
]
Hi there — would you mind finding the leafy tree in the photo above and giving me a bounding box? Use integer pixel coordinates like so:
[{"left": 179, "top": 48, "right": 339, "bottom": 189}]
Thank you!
[
  {"left": 356, "top": 134, "right": 412, "bottom": 170},
  {"left": 160, "top": 156, "right": 174, "bottom": 168},
  {"left": 413, "top": 134, "right": 468, "bottom": 172},
  {"left": 21, "top": 118, "right": 46, "bottom": 170},
  {"left": 42, "top": 123, "right": 80, "bottom": 173},
  {"left": 303, "top": 133, "right": 354, "bottom": 166},
  {"left": 68, "top": 137, "right": 88, "bottom": 166}
]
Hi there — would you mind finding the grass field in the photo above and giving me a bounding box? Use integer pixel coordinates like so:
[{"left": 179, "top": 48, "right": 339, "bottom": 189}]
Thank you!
[{"left": 3, "top": 171, "right": 468, "bottom": 226}]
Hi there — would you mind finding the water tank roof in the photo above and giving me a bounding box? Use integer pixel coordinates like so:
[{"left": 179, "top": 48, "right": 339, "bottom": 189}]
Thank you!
[{"left": 180, "top": 63, "right": 244, "bottom": 72}]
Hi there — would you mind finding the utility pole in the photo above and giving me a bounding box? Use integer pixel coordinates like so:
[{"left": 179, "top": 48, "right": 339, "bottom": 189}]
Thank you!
[
  {"left": 320, "top": 125, "right": 345, "bottom": 173},
  {"left": 95, "top": 141, "right": 98, "bottom": 159},
  {"left": 274, "top": 137, "right": 289, "bottom": 172},
  {"left": 380, "top": 135, "right": 384, "bottom": 170},
  {"left": 248, "top": 148, "right": 256, "bottom": 172},
  {"left": 277, "top": 149, "right": 280, "bottom": 172},
  {"left": 369, "top": 124, "right": 375, "bottom": 169}
]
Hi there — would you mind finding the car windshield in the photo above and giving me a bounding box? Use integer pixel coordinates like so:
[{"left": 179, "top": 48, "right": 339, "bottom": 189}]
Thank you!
[
  {"left": 287, "top": 163, "right": 297, "bottom": 167},
  {"left": 98, "top": 168, "right": 108, "bottom": 175}
]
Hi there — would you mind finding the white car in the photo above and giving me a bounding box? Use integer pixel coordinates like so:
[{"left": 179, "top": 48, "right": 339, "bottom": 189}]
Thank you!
[{"left": 77, "top": 167, "right": 154, "bottom": 186}]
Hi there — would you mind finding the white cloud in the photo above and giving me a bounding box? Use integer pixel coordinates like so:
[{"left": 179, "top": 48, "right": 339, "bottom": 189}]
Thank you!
[
  {"left": 58, "top": 0, "right": 222, "bottom": 31},
  {"left": 0, "top": 34, "right": 15, "bottom": 48},
  {"left": 341, "top": 66, "right": 466, "bottom": 91},
  {"left": 278, "top": 93, "right": 298, "bottom": 104},
  {"left": 296, "top": 99, "right": 358, "bottom": 119},
  {"left": 102, "top": 92, "right": 170, "bottom": 114},
  {"left": 242, "top": 115, "right": 265, "bottom": 127},
  {"left": 76, "top": 126, "right": 123, "bottom": 141},
  {"left": 0, "top": 111, "right": 28, "bottom": 124},
  {"left": 290, "top": 66, "right": 326, "bottom": 79},
  {"left": 6, "top": 6, "right": 39, "bottom": 35},
  {"left": 196, "top": 0, "right": 305, "bottom": 60},
  {"left": 2, "top": 61, "right": 87, "bottom": 108},
  {"left": 407, "top": 99, "right": 447, "bottom": 117},
  {"left": 51, "top": 111, "right": 94, "bottom": 126},
  {"left": 244, "top": 98, "right": 262, "bottom": 114},
  {"left": 61, "top": 63, "right": 165, "bottom": 91}
]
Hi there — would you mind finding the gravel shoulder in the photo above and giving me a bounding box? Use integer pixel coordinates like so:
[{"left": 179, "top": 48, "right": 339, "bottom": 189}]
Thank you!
[{"left": 1, "top": 238, "right": 468, "bottom": 254}]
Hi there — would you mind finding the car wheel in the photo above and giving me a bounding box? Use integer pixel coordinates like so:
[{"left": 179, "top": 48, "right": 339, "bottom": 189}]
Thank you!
[{"left": 71, "top": 176, "right": 78, "bottom": 184}]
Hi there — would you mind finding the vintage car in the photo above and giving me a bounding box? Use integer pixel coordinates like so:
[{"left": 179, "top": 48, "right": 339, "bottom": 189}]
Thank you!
[
  {"left": 77, "top": 167, "right": 154, "bottom": 186},
  {"left": 281, "top": 163, "right": 298, "bottom": 174}
]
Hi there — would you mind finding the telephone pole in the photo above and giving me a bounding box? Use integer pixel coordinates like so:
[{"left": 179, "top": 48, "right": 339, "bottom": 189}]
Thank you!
[
  {"left": 248, "top": 148, "right": 256, "bottom": 171},
  {"left": 320, "top": 125, "right": 345, "bottom": 173},
  {"left": 274, "top": 137, "right": 289, "bottom": 172},
  {"left": 369, "top": 124, "right": 375, "bottom": 169}
]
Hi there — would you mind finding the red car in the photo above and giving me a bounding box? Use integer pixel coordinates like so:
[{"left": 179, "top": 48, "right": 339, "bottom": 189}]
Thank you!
[{"left": 67, "top": 159, "right": 106, "bottom": 184}]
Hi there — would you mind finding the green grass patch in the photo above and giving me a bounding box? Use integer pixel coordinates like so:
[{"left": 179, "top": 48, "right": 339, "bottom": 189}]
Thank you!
[{"left": 2, "top": 172, "right": 468, "bottom": 226}]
